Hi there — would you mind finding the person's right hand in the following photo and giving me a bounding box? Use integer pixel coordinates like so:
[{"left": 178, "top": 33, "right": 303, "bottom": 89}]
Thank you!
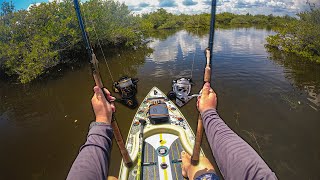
[
  {"left": 91, "top": 86, "right": 116, "bottom": 125},
  {"left": 197, "top": 82, "right": 217, "bottom": 114}
]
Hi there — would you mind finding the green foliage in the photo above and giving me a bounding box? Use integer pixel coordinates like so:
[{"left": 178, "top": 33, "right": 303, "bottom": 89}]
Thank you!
[
  {"left": 0, "top": 1, "right": 78, "bottom": 83},
  {"left": 140, "top": 9, "right": 177, "bottom": 30},
  {"left": 230, "top": 16, "right": 250, "bottom": 25},
  {"left": 140, "top": 9, "right": 293, "bottom": 31},
  {"left": 266, "top": 7, "right": 320, "bottom": 63},
  {"left": 0, "top": 0, "right": 141, "bottom": 83},
  {"left": 184, "top": 14, "right": 210, "bottom": 29},
  {"left": 216, "top": 12, "right": 236, "bottom": 24},
  {"left": 83, "top": 0, "right": 140, "bottom": 46},
  {"left": 0, "top": 0, "right": 304, "bottom": 83}
]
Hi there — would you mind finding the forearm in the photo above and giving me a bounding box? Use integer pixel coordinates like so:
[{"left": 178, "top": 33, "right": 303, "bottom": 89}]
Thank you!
[
  {"left": 67, "top": 124, "right": 113, "bottom": 180},
  {"left": 202, "top": 109, "right": 277, "bottom": 180}
]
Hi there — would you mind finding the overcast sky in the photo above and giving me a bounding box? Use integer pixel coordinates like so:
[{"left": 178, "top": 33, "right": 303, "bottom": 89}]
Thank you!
[{"left": 2, "top": 0, "right": 318, "bottom": 16}]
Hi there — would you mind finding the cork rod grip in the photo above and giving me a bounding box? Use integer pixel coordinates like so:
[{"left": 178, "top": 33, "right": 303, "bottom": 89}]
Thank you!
[
  {"left": 204, "top": 48, "right": 211, "bottom": 82},
  {"left": 92, "top": 53, "right": 133, "bottom": 168},
  {"left": 191, "top": 114, "right": 204, "bottom": 165},
  {"left": 204, "top": 67, "right": 211, "bottom": 82},
  {"left": 111, "top": 119, "right": 133, "bottom": 168}
]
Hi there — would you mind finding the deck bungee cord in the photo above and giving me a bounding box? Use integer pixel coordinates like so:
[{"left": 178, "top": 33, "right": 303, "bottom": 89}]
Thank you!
[
  {"left": 73, "top": 0, "right": 133, "bottom": 167},
  {"left": 191, "top": 0, "right": 217, "bottom": 165}
]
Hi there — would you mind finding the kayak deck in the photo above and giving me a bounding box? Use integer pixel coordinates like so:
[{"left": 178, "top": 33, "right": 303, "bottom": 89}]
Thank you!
[
  {"left": 119, "top": 87, "right": 204, "bottom": 180},
  {"left": 127, "top": 135, "right": 184, "bottom": 179}
]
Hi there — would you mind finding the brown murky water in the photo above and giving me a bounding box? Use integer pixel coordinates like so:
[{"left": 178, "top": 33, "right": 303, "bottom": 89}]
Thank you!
[{"left": 0, "top": 28, "right": 319, "bottom": 179}]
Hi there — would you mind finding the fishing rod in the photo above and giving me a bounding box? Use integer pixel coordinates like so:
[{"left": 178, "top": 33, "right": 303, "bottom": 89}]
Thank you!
[
  {"left": 73, "top": 0, "right": 133, "bottom": 168},
  {"left": 191, "top": 0, "right": 217, "bottom": 165}
]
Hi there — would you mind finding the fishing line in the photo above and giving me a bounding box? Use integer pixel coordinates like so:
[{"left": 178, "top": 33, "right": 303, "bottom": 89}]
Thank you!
[
  {"left": 73, "top": 0, "right": 133, "bottom": 167},
  {"left": 80, "top": 1, "right": 139, "bottom": 109},
  {"left": 167, "top": 15, "right": 201, "bottom": 107},
  {"left": 92, "top": 25, "right": 115, "bottom": 83},
  {"left": 190, "top": 15, "right": 201, "bottom": 79},
  {"left": 82, "top": 4, "right": 115, "bottom": 83}
]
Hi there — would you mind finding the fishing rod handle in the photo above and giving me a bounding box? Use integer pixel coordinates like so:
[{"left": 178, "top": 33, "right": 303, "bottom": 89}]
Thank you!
[
  {"left": 204, "top": 48, "right": 211, "bottom": 82},
  {"left": 92, "top": 53, "right": 105, "bottom": 88},
  {"left": 93, "top": 79, "right": 133, "bottom": 167},
  {"left": 204, "top": 67, "right": 211, "bottom": 82},
  {"left": 193, "top": 69, "right": 211, "bottom": 164},
  {"left": 111, "top": 119, "right": 133, "bottom": 168},
  {"left": 93, "top": 72, "right": 104, "bottom": 88},
  {"left": 205, "top": 48, "right": 211, "bottom": 67},
  {"left": 92, "top": 54, "right": 133, "bottom": 167},
  {"left": 192, "top": 48, "right": 211, "bottom": 164},
  {"left": 95, "top": 79, "right": 133, "bottom": 167},
  {"left": 191, "top": 114, "right": 204, "bottom": 165}
]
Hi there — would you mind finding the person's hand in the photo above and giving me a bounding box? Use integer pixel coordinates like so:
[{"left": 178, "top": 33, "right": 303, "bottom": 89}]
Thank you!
[
  {"left": 181, "top": 151, "right": 215, "bottom": 179},
  {"left": 91, "top": 86, "right": 116, "bottom": 124},
  {"left": 197, "top": 82, "right": 217, "bottom": 114}
]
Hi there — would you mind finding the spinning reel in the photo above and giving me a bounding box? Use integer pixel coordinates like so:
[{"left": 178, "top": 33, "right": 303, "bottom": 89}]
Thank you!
[
  {"left": 113, "top": 76, "right": 139, "bottom": 109},
  {"left": 167, "top": 78, "right": 199, "bottom": 107}
]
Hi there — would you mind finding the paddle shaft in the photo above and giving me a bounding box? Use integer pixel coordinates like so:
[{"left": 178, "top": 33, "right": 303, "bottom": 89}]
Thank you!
[{"left": 73, "top": 0, "right": 133, "bottom": 168}]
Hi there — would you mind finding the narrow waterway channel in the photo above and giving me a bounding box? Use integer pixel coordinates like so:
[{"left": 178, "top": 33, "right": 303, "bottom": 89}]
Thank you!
[{"left": 0, "top": 28, "right": 319, "bottom": 179}]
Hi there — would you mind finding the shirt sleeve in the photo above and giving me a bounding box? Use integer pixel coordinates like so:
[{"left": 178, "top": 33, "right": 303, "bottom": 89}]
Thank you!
[
  {"left": 67, "top": 124, "right": 113, "bottom": 180},
  {"left": 201, "top": 109, "right": 277, "bottom": 180}
]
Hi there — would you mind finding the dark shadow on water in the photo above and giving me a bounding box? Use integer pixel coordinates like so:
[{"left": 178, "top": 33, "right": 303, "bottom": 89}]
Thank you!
[
  {"left": 266, "top": 47, "right": 320, "bottom": 108},
  {"left": 266, "top": 48, "right": 320, "bottom": 92}
]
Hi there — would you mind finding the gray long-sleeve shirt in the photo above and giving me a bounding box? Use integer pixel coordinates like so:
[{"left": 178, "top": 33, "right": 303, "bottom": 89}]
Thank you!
[
  {"left": 67, "top": 124, "right": 113, "bottom": 180},
  {"left": 67, "top": 109, "right": 277, "bottom": 180},
  {"left": 202, "top": 108, "right": 277, "bottom": 180}
]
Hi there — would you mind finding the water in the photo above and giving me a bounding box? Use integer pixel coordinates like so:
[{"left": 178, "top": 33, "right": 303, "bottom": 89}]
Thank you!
[{"left": 0, "top": 28, "right": 319, "bottom": 179}]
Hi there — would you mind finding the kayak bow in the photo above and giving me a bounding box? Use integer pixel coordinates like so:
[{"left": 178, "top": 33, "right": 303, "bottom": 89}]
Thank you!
[{"left": 119, "top": 87, "right": 205, "bottom": 180}]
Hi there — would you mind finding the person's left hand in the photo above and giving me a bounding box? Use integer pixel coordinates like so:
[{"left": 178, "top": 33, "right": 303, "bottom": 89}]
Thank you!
[{"left": 91, "top": 86, "right": 116, "bottom": 124}]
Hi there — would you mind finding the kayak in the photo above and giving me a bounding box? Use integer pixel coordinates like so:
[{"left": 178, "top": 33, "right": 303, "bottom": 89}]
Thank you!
[{"left": 119, "top": 87, "right": 205, "bottom": 180}]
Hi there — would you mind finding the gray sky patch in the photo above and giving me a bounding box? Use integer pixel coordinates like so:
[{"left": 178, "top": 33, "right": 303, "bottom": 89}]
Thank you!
[
  {"left": 202, "top": 0, "right": 211, "bottom": 5},
  {"left": 128, "top": 5, "right": 142, "bottom": 11},
  {"left": 139, "top": 2, "right": 150, "bottom": 8},
  {"left": 183, "top": 0, "right": 198, "bottom": 6}
]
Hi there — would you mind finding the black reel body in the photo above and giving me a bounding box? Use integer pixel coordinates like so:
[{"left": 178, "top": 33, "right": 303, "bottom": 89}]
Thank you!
[
  {"left": 167, "top": 78, "right": 198, "bottom": 107},
  {"left": 113, "top": 76, "right": 139, "bottom": 109}
]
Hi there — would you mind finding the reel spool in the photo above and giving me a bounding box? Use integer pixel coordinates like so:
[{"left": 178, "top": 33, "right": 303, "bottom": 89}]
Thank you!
[
  {"left": 113, "top": 76, "right": 139, "bottom": 109},
  {"left": 167, "top": 78, "right": 199, "bottom": 107}
]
